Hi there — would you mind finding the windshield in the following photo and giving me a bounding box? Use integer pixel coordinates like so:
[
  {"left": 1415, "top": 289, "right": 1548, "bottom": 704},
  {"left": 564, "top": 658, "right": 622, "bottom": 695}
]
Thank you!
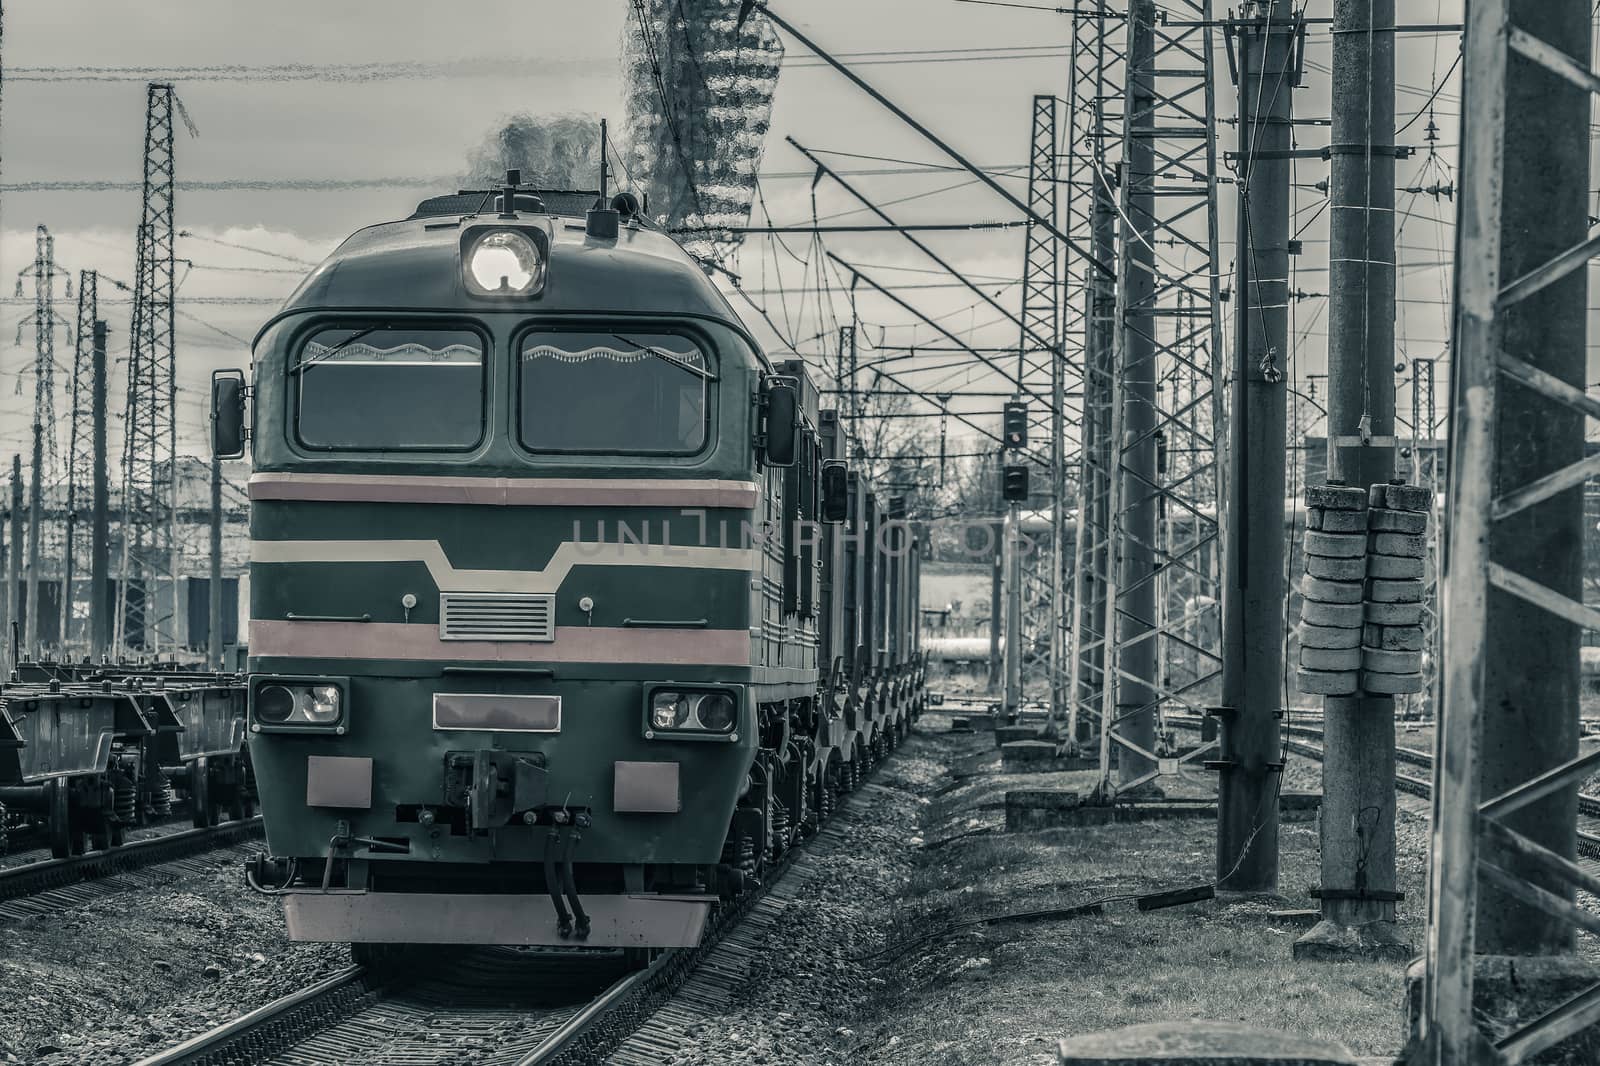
[
  {"left": 519, "top": 330, "right": 712, "bottom": 454},
  {"left": 294, "top": 325, "right": 485, "bottom": 450}
]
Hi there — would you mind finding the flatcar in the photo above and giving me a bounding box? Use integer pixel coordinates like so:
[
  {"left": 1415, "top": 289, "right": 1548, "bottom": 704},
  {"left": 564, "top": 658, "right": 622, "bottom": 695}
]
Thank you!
[
  {"left": 219, "top": 176, "right": 922, "bottom": 957},
  {"left": 0, "top": 663, "right": 251, "bottom": 855}
]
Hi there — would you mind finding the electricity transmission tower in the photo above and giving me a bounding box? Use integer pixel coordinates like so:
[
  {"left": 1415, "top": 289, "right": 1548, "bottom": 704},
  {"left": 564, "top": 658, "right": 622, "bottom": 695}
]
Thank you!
[
  {"left": 118, "top": 83, "right": 186, "bottom": 654},
  {"left": 63, "top": 269, "right": 98, "bottom": 648},
  {"left": 16, "top": 224, "right": 70, "bottom": 655}
]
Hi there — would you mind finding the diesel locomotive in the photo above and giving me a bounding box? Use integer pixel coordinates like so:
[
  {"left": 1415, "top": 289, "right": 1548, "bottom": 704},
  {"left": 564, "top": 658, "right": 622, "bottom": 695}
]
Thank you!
[{"left": 217, "top": 178, "right": 923, "bottom": 955}]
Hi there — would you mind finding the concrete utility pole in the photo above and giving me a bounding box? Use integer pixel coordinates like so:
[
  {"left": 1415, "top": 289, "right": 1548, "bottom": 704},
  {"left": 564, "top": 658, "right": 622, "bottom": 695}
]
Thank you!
[
  {"left": 1217, "top": 0, "right": 1300, "bottom": 894},
  {"left": 1295, "top": 0, "right": 1406, "bottom": 961},
  {"left": 988, "top": 511, "right": 1004, "bottom": 692},
  {"left": 1004, "top": 501, "right": 1023, "bottom": 715},
  {"left": 89, "top": 321, "right": 109, "bottom": 662},
  {"left": 1117, "top": 0, "right": 1159, "bottom": 786},
  {"left": 208, "top": 453, "right": 222, "bottom": 669}
]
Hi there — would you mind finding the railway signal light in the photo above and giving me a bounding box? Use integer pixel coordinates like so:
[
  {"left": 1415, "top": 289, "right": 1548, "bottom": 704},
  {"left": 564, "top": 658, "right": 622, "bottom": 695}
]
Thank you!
[
  {"left": 1003, "top": 401, "right": 1028, "bottom": 450},
  {"left": 1002, "top": 464, "right": 1028, "bottom": 502}
]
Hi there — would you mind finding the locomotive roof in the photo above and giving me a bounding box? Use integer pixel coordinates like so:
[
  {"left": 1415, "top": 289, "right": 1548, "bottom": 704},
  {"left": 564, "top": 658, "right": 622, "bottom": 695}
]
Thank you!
[{"left": 261, "top": 197, "right": 748, "bottom": 339}]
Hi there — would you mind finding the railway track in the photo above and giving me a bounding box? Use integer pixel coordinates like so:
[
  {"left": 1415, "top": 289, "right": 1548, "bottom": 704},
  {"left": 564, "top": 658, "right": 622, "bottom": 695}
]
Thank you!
[
  {"left": 0, "top": 817, "right": 263, "bottom": 920},
  {"left": 1169, "top": 715, "right": 1600, "bottom": 859},
  {"left": 134, "top": 750, "right": 900, "bottom": 1065}
]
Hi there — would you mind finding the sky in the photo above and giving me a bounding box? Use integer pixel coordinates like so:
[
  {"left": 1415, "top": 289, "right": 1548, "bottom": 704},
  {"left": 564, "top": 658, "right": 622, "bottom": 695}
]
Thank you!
[{"left": 0, "top": 0, "right": 1495, "bottom": 478}]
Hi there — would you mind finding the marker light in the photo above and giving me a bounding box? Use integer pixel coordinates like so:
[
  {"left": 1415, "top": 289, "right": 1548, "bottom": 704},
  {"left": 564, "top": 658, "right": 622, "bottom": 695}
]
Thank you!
[{"left": 466, "top": 229, "right": 545, "bottom": 295}]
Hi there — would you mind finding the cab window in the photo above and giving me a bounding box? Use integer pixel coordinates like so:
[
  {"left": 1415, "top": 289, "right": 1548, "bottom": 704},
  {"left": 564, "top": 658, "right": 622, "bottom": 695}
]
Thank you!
[
  {"left": 519, "top": 330, "right": 713, "bottom": 454},
  {"left": 293, "top": 324, "right": 485, "bottom": 450}
]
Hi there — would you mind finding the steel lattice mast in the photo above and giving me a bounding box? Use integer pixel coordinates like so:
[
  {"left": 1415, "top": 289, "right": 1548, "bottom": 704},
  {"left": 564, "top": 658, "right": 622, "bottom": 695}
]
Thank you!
[
  {"left": 1062, "top": 1, "right": 1226, "bottom": 798},
  {"left": 1002, "top": 95, "right": 1063, "bottom": 719},
  {"left": 1062, "top": 0, "right": 1125, "bottom": 749},
  {"left": 62, "top": 269, "right": 97, "bottom": 649},
  {"left": 16, "top": 224, "right": 68, "bottom": 655},
  {"left": 118, "top": 83, "right": 179, "bottom": 655},
  {"left": 1418, "top": 0, "right": 1599, "bottom": 1059}
]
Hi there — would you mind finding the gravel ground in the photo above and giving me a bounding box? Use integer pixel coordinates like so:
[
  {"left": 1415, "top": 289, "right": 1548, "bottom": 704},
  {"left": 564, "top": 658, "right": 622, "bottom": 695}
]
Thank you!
[
  {"left": 647, "top": 736, "right": 952, "bottom": 1066},
  {"left": 0, "top": 847, "right": 346, "bottom": 1065},
  {"left": 645, "top": 710, "right": 1442, "bottom": 1065}
]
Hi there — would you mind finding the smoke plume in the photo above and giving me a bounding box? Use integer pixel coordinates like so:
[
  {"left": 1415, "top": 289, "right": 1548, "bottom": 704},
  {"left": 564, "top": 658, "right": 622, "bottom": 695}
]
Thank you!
[{"left": 462, "top": 112, "right": 602, "bottom": 190}]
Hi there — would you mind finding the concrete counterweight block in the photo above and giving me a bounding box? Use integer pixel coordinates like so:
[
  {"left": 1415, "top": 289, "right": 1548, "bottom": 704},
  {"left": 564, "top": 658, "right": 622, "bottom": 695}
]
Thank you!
[
  {"left": 1300, "top": 646, "right": 1361, "bottom": 672},
  {"left": 1301, "top": 601, "right": 1363, "bottom": 628},
  {"left": 1370, "top": 532, "right": 1426, "bottom": 559},
  {"left": 1365, "top": 601, "right": 1424, "bottom": 626},
  {"left": 1366, "top": 554, "right": 1424, "bottom": 580},
  {"left": 1368, "top": 507, "right": 1427, "bottom": 533},
  {"left": 1367, "top": 579, "right": 1423, "bottom": 603},
  {"left": 1301, "top": 623, "right": 1361, "bottom": 650},
  {"left": 1375, "top": 482, "right": 1432, "bottom": 512},
  {"left": 1303, "top": 531, "right": 1367, "bottom": 558},
  {"left": 1306, "top": 555, "right": 1366, "bottom": 581},
  {"left": 1305, "top": 485, "right": 1368, "bottom": 510},
  {"left": 1057, "top": 1021, "right": 1358, "bottom": 1066},
  {"left": 1364, "top": 623, "right": 1423, "bottom": 651},
  {"left": 1361, "top": 671, "right": 1424, "bottom": 695},
  {"left": 1296, "top": 669, "right": 1359, "bottom": 696},
  {"left": 1300, "top": 576, "right": 1363, "bottom": 604},
  {"left": 1316, "top": 508, "right": 1367, "bottom": 533},
  {"left": 1362, "top": 646, "right": 1422, "bottom": 674}
]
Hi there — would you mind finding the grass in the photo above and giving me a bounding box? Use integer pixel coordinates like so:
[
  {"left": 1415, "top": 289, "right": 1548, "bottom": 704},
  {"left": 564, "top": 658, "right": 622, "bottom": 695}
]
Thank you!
[{"left": 859, "top": 727, "right": 1428, "bottom": 1066}]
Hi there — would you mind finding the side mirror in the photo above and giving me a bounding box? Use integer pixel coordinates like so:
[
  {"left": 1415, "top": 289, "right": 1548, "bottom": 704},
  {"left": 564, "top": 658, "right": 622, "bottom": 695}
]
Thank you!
[
  {"left": 763, "top": 376, "right": 799, "bottom": 467},
  {"left": 211, "top": 369, "right": 247, "bottom": 460},
  {"left": 821, "top": 460, "right": 849, "bottom": 523}
]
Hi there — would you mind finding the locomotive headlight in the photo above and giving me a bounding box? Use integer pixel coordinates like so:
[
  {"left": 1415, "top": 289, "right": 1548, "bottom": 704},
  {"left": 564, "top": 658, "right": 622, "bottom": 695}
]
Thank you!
[
  {"left": 465, "top": 229, "right": 545, "bottom": 295},
  {"left": 650, "top": 691, "right": 691, "bottom": 730},
  {"left": 256, "top": 684, "right": 296, "bottom": 724},
  {"left": 643, "top": 686, "right": 742, "bottom": 741},
  {"left": 304, "top": 685, "right": 342, "bottom": 724},
  {"left": 251, "top": 677, "right": 349, "bottom": 733},
  {"left": 694, "top": 693, "right": 736, "bottom": 733}
]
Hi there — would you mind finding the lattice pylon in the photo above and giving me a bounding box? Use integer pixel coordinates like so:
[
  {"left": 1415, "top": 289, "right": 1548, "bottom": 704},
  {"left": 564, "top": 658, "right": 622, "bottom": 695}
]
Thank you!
[
  {"left": 62, "top": 269, "right": 97, "bottom": 649},
  {"left": 117, "top": 83, "right": 180, "bottom": 655},
  {"left": 16, "top": 224, "right": 71, "bottom": 653},
  {"left": 1061, "top": 1, "right": 1226, "bottom": 798},
  {"left": 1008, "top": 94, "right": 1063, "bottom": 713},
  {"left": 1062, "top": 1, "right": 1126, "bottom": 747}
]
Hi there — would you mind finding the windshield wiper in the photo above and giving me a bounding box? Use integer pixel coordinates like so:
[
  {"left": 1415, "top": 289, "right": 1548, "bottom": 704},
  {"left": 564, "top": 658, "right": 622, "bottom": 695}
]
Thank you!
[
  {"left": 290, "top": 325, "right": 385, "bottom": 375},
  {"left": 610, "top": 334, "right": 718, "bottom": 382}
]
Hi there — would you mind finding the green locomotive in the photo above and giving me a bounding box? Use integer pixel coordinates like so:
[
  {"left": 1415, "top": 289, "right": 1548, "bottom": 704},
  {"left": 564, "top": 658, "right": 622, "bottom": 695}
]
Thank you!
[{"left": 216, "top": 178, "right": 923, "bottom": 953}]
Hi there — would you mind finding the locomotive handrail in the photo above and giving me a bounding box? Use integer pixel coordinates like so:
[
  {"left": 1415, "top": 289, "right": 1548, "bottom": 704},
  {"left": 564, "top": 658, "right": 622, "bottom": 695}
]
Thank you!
[
  {"left": 441, "top": 665, "right": 556, "bottom": 678},
  {"left": 285, "top": 612, "right": 371, "bottom": 623},
  {"left": 621, "top": 618, "right": 709, "bottom": 628}
]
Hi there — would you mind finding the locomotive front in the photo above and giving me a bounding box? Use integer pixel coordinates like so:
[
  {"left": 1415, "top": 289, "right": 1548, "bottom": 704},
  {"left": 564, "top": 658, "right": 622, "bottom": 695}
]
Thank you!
[{"left": 222, "top": 189, "right": 805, "bottom": 950}]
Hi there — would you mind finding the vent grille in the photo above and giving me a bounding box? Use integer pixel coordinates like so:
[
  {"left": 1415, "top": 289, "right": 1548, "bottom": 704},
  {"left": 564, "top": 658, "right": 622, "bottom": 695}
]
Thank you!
[{"left": 439, "top": 593, "right": 556, "bottom": 642}]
